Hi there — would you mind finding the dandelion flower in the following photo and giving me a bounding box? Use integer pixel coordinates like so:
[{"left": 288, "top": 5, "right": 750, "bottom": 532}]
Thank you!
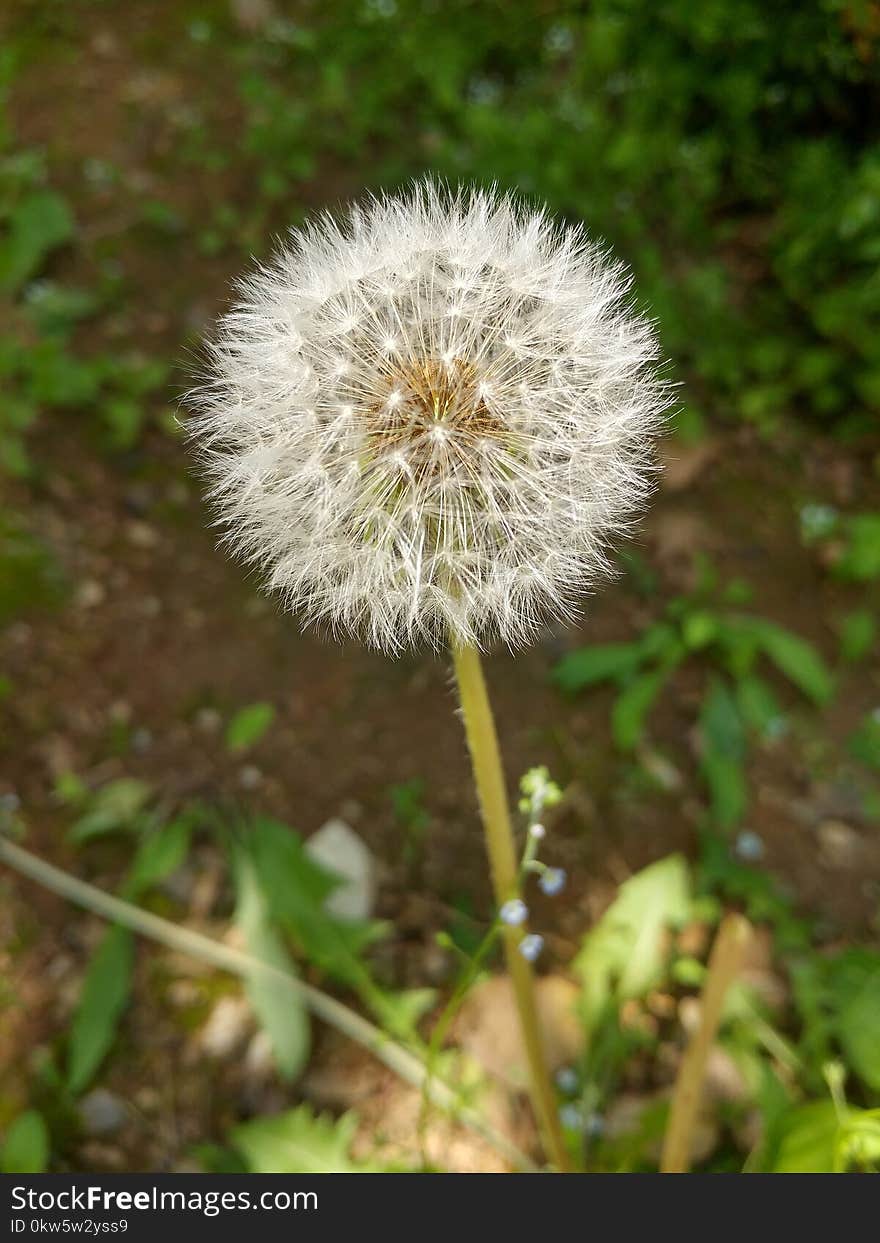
[{"left": 189, "top": 180, "right": 668, "bottom": 654}]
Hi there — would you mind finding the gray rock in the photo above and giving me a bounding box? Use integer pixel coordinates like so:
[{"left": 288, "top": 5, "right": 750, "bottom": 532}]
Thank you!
[{"left": 305, "top": 819, "right": 377, "bottom": 921}]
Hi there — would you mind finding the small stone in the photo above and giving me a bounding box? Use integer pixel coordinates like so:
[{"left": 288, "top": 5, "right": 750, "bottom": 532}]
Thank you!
[
  {"left": 455, "top": 975, "right": 580, "bottom": 1088},
  {"left": 195, "top": 707, "right": 223, "bottom": 735},
  {"left": 75, "top": 580, "right": 105, "bottom": 609},
  {"left": 305, "top": 819, "right": 377, "bottom": 921},
  {"left": 77, "top": 1089, "right": 127, "bottom": 1137},
  {"left": 238, "top": 764, "right": 263, "bottom": 790},
  {"left": 243, "top": 1029, "right": 276, "bottom": 1081},
  {"left": 817, "top": 820, "right": 863, "bottom": 870},
  {"left": 125, "top": 520, "right": 159, "bottom": 548},
  {"left": 198, "top": 995, "right": 253, "bottom": 1059}
]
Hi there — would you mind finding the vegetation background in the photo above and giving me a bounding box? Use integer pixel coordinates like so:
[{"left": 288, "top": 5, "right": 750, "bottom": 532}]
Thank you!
[{"left": 1, "top": 0, "right": 879, "bottom": 1174}]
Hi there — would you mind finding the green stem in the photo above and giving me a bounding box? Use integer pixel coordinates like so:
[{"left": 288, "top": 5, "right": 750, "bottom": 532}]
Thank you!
[
  {"left": 0, "top": 832, "right": 536, "bottom": 1173},
  {"left": 451, "top": 642, "right": 571, "bottom": 1172}
]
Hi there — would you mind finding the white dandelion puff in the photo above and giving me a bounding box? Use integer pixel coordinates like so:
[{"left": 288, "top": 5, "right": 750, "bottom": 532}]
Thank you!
[{"left": 188, "top": 179, "right": 670, "bottom": 654}]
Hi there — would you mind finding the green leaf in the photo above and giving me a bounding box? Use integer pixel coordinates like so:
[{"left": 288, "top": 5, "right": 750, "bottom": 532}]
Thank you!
[
  {"left": 681, "top": 609, "right": 719, "bottom": 650},
  {"left": 552, "top": 642, "right": 644, "bottom": 694},
  {"left": 233, "top": 1105, "right": 376, "bottom": 1173},
  {"left": 771, "top": 1100, "right": 840, "bottom": 1172},
  {"left": 736, "top": 617, "right": 834, "bottom": 705},
  {"left": 225, "top": 702, "right": 275, "bottom": 752},
  {"left": 67, "top": 925, "right": 134, "bottom": 1094},
  {"left": 835, "top": 514, "right": 880, "bottom": 582},
  {"left": 0, "top": 1110, "right": 50, "bottom": 1173},
  {"left": 574, "top": 854, "right": 690, "bottom": 1037},
  {"left": 699, "top": 678, "right": 748, "bottom": 829},
  {"left": 771, "top": 1101, "right": 880, "bottom": 1173},
  {"left": 68, "top": 778, "right": 153, "bottom": 844},
  {"left": 837, "top": 609, "right": 876, "bottom": 663},
  {"left": 612, "top": 655, "right": 679, "bottom": 751},
  {"left": 849, "top": 712, "right": 880, "bottom": 771},
  {"left": 826, "top": 950, "right": 880, "bottom": 1092},
  {"left": 0, "top": 190, "right": 75, "bottom": 294},
  {"left": 233, "top": 853, "right": 310, "bottom": 1082},
  {"left": 122, "top": 815, "right": 193, "bottom": 901},
  {"left": 735, "top": 674, "right": 786, "bottom": 741}
]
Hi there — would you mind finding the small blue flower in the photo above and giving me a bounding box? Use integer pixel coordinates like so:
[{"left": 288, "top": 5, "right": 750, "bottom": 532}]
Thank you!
[
  {"left": 519, "top": 933, "right": 544, "bottom": 962},
  {"left": 555, "top": 1066, "right": 579, "bottom": 1095},
  {"left": 734, "top": 830, "right": 765, "bottom": 863},
  {"left": 529, "top": 822, "right": 546, "bottom": 840},
  {"left": 499, "top": 898, "right": 528, "bottom": 927},
  {"left": 539, "top": 867, "right": 567, "bottom": 896},
  {"left": 559, "top": 1103, "right": 582, "bottom": 1130}
]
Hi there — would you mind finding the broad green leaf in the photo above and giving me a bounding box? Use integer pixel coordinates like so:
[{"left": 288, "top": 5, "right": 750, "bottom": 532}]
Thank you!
[
  {"left": 225, "top": 702, "right": 275, "bottom": 752},
  {"left": 699, "top": 678, "right": 748, "bottom": 828},
  {"left": 67, "top": 925, "right": 134, "bottom": 1094},
  {"left": 826, "top": 950, "right": 880, "bottom": 1092},
  {"left": 0, "top": 190, "right": 75, "bottom": 294},
  {"left": 552, "top": 642, "right": 644, "bottom": 694},
  {"left": 0, "top": 1110, "right": 49, "bottom": 1174},
  {"left": 736, "top": 617, "right": 834, "bottom": 704},
  {"left": 233, "top": 853, "right": 310, "bottom": 1082},
  {"left": 574, "top": 854, "right": 690, "bottom": 1036},
  {"left": 771, "top": 1100, "right": 840, "bottom": 1172},
  {"left": 68, "top": 778, "right": 153, "bottom": 844},
  {"left": 771, "top": 1101, "right": 880, "bottom": 1173},
  {"left": 233, "top": 1105, "right": 376, "bottom": 1173}
]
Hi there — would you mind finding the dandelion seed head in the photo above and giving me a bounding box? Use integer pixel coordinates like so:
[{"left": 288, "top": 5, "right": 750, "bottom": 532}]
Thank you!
[{"left": 188, "top": 180, "right": 670, "bottom": 653}]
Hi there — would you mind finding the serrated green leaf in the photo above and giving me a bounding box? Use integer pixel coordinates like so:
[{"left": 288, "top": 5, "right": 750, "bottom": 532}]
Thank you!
[
  {"left": 233, "top": 853, "right": 310, "bottom": 1082},
  {"left": 67, "top": 925, "right": 134, "bottom": 1094},
  {"left": 575, "top": 854, "right": 690, "bottom": 1036},
  {"left": 699, "top": 678, "right": 748, "bottom": 828},
  {"left": 225, "top": 702, "right": 275, "bottom": 752},
  {"left": 233, "top": 1105, "right": 375, "bottom": 1173},
  {"left": 0, "top": 1110, "right": 49, "bottom": 1174}
]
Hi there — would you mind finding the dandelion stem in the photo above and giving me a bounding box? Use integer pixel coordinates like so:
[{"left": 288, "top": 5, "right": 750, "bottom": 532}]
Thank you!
[
  {"left": 660, "top": 911, "right": 751, "bottom": 1173},
  {"left": 451, "top": 642, "right": 571, "bottom": 1172}
]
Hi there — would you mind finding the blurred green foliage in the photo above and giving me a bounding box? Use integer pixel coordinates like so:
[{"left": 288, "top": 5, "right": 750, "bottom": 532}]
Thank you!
[{"left": 220, "top": 0, "right": 879, "bottom": 432}]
